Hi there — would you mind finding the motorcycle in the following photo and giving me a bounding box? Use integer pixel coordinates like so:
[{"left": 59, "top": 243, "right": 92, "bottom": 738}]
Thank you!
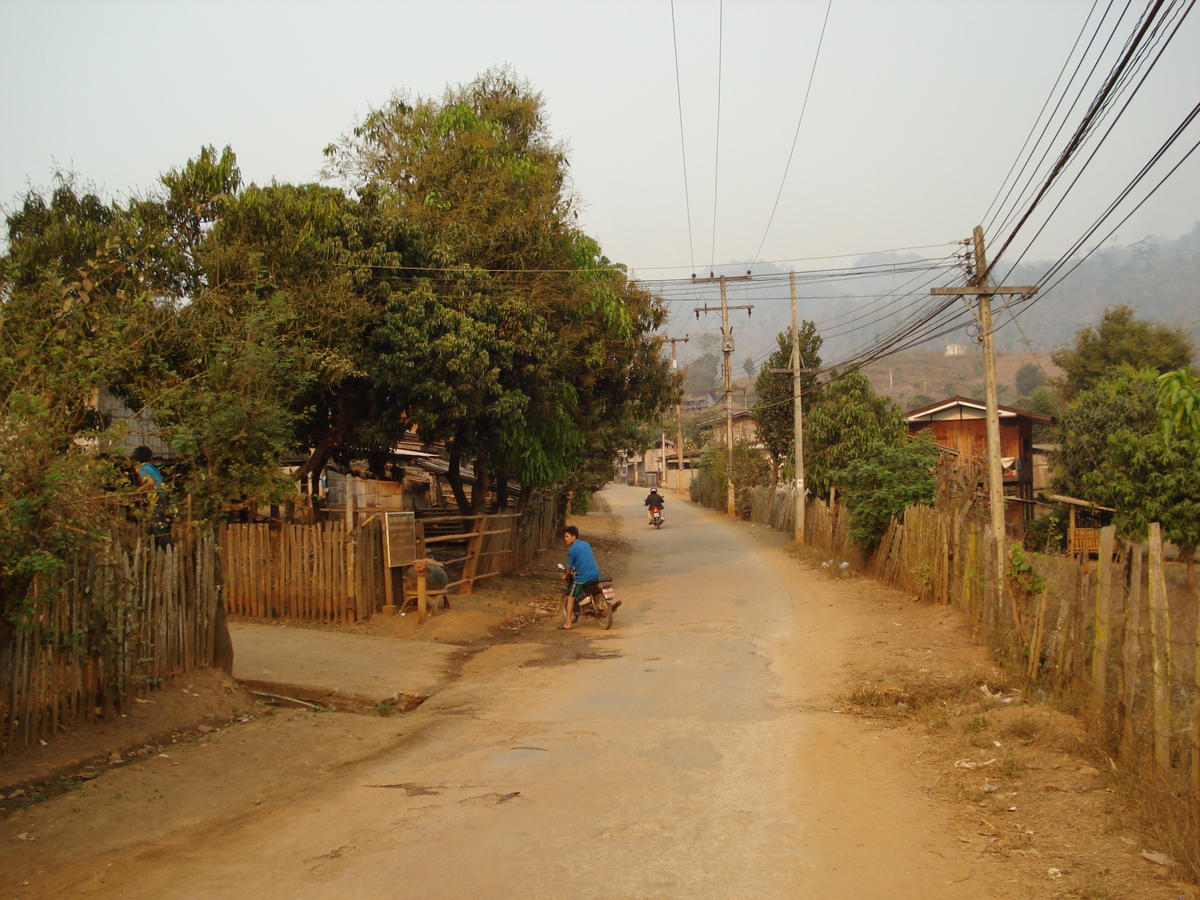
[
  {"left": 558, "top": 564, "right": 617, "bottom": 630},
  {"left": 650, "top": 508, "right": 664, "bottom": 529}
]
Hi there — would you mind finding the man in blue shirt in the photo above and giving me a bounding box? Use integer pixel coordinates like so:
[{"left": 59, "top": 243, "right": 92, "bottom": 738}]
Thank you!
[{"left": 561, "top": 525, "right": 601, "bottom": 630}]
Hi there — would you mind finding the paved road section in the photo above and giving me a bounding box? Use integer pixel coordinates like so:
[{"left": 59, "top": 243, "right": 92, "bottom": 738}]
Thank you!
[{"left": 3, "top": 485, "right": 995, "bottom": 899}]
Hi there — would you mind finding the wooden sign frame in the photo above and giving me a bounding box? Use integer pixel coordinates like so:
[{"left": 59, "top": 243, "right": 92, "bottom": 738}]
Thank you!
[{"left": 383, "top": 511, "right": 417, "bottom": 568}]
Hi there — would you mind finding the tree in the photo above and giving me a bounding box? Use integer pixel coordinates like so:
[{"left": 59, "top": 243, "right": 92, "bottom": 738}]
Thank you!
[
  {"left": 1, "top": 181, "right": 160, "bottom": 620},
  {"left": 835, "top": 432, "right": 940, "bottom": 552},
  {"left": 323, "top": 70, "right": 676, "bottom": 512},
  {"left": 688, "top": 440, "right": 770, "bottom": 517},
  {"left": 1052, "top": 366, "right": 1158, "bottom": 499},
  {"left": 751, "top": 323, "right": 822, "bottom": 481},
  {"left": 803, "top": 370, "right": 906, "bottom": 501},
  {"left": 1014, "top": 362, "right": 1046, "bottom": 397},
  {"left": 682, "top": 352, "right": 719, "bottom": 395},
  {"left": 1055, "top": 366, "right": 1200, "bottom": 588},
  {"left": 1051, "top": 305, "right": 1193, "bottom": 401}
]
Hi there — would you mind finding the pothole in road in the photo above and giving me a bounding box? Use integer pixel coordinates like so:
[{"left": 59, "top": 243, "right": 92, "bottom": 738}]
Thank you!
[{"left": 518, "top": 643, "right": 623, "bottom": 668}]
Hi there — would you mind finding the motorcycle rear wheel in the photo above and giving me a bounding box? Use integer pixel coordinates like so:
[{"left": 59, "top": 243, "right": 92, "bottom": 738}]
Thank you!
[{"left": 594, "top": 594, "right": 614, "bottom": 630}]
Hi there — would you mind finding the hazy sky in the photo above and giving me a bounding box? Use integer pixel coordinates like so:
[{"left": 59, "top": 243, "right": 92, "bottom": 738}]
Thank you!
[{"left": 2, "top": 0, "right": 1197, "bottom": 283}]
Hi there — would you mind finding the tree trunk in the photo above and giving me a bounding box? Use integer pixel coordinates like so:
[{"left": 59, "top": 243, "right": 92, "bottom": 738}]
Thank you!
[
  {"left": 445, "top": 445, "right": 471, "bottom": 516},
  {"left": 471, "top": 467, "right": 492, "bottom": 515}
]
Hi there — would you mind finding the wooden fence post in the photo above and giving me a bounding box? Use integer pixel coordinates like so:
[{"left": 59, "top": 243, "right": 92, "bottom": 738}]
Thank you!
[
  {"left": 1119, "top": 541, "right": 1143, "bottom": 762},
  {"left": 1148, "top": 523, "right": 1172, "bottom": 773},
  {"left": 458, "top": 514, "right": 488, "bottom": 595},
  {"left": 1190, "top": 573, "right": 1200, "bottom": 805},
  {"left": 1090, "top": 525, "right": 1117, "bottom": 721}
]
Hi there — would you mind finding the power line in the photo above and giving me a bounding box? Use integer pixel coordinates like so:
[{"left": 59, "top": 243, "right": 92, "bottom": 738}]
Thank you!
[
  {"left": 670, "top": 0, "right": 697, "bottom": 274},
  {"left": 709, "top": 0, "right": 725, "bottom": 271},
  {"left": 987, "top": 0, "right": 1186, "bottom": 276},
  {"left": 750, "top": 0, "right": 835, "bottom": 264}
]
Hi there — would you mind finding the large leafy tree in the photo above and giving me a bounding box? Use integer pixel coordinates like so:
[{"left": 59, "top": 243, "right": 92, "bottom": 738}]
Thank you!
[
  {"left": 803, "top": 370, "right": 906, "bottom": 501},
  {"left": 191, "top": 179, "right": 428, "bottom": 489},
  {"left": 1, "top": 180, "right": 161, "bottom": 619},
  {"left": 1051, "top": 304, "right": 1193, "bottom": 401},
  {"left": 324, "top": 68, "right": 675, "bottom": 512},
  {"left": 1055, "top": 366, "right": 1200, "bottom": 588},
  {"left": 752, "top": 322, "right": 823, "bottom": 481}
]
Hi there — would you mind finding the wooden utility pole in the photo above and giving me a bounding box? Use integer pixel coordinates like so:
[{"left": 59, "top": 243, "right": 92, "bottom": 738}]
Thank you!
[
  {"left": 663, "top": 336, "right": 689, "bottom": 493},
  {"left": 931, "top": 227, "right": 1037, "bottom": 620},
  {"left": 694, "top": 273, "right": 753, "bottom": 517}
]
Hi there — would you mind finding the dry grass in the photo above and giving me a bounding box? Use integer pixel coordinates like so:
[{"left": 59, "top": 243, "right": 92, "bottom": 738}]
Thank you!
[{"left": 1108, "top": 755, "right": 1200, "bottom": 883}]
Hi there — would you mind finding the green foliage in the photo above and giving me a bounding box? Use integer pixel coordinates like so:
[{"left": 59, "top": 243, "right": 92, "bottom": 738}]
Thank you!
[
  {"left": 1014, "top": 385, "right": 1060, "bottom": 442},
  {"left": 751, "top": 324, "right": 822, "bottom": 478},
  {"left": 1007, "top": 543, "right": 1044, "bottom": 594},
  {"left": 1155, "top": 367, "right": 1200, "bottom": 441},
  {"left": 2, "top": 69, "right": 676, "bottom": 615},
  {"left": 1053, "top": 366, "right": 1158, "bottom": 499},
  {"left": 833, "top": 433, "right": 939, "bottom": 552},
  {"left": 688, "top": 440, "right": 771, "bottom": 517},
  {"left": 1055, "top": 366, "right": 1200, "bottom": 558},
  {"left": 803, "top": 370, "right": 906, "bottom": 501},
  {"left": 1014, "top": 362, "right": 1046, "bottom": 397},
  {"left": 1024, "top": 510, "right": 1067, "bottom": 552},
  {"left": 1051, "top": 305, "right": 1193, "bottom": 401},
  {"left": 1, "top": 196, "right": 153, "bottom": 615},
  {"left": 324, "top": 68, "right": 677, "bottom": 510},
  {"left": 682, "top": 352, "right": 719, "bottom": 395}
]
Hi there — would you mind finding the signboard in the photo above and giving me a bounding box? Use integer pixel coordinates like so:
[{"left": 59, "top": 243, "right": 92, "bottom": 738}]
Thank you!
[{"left": 384, "top": 511, "right": 417, "bottom": 568}]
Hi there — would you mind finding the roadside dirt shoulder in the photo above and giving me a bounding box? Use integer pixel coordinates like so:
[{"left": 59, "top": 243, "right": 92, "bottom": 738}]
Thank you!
[{"left": 745, "top": 521, "right": 1196, "bottom": 900}]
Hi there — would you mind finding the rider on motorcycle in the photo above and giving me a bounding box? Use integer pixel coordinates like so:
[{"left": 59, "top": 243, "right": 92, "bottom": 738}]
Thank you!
[
  {"left": 561, "top": 525, "right": 601, "bottom": 630},
  {"left": 644, "top": 486, "right": 665, "bottom": 524}
]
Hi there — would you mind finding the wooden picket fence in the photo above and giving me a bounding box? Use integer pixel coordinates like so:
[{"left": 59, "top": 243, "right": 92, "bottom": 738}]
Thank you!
[
  {"left": 1, "top": 533, "right": 221, "bottom": 753},
  {"left": 220, "top": 493, "right": 562, "bottom": 623},
  {"left": 218, "top": 520, "right": 384, "bottom": 624}
]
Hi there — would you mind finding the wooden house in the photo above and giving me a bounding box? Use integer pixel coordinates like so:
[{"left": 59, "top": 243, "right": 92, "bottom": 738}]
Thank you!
[{"left": 905, "top": 396, "right": 1056, "bottom": 534}]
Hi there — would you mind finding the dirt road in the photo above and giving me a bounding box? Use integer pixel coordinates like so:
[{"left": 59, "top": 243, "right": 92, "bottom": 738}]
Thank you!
[{"left": 2, "top": 486, "right": 1187, "bottom": 898}]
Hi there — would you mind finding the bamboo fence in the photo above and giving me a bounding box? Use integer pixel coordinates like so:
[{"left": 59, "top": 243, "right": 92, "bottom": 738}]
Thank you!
[
  {"left": 1, "top": 533, "right": 221, "bottom": 753},
  {"left": 219, "top": 521, "right": 374, "bottom": 624},
  {"left": 220, "top": 492, "right": 562, "bottom": 620}
]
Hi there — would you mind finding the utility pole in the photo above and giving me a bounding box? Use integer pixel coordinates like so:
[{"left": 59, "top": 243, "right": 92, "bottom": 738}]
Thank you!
[
  {"left": 790, "top": 271, "right": 805, "bottom": 547},
  {"left": 768, "top": 272, "right": 809, "bottom": 546},
  {"left": 931, "top": 226, "right": 1037, "bottom": 623},
  {"left": 662, "top": 336, "right": 689, "bottom": 493},
  {"left": 694, "top": 272, "right": 753, "bottom": 517}
]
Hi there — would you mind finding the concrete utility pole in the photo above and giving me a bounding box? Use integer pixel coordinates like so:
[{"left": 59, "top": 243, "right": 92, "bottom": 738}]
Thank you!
[
  {"left": 662, "top": 336, "right": 689, "bottom": 493},
  {"left": 790, "top": 271, "right": 805, "bottom": 546},
  {"left": 694, "top": 273, "right": 753, "bottom": 517},
  {"left": 768, "top": 272, "right": 809, "bottom": 546},
  {"left": 931, "top": 226, "right": 1037, "bottom": 620}
]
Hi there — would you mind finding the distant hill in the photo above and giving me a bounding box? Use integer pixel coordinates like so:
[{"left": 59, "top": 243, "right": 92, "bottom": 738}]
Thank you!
[
  {"left": 671, "top": 224, "right": 1199, "bottom": 391},
  {"left": 859, "top": 349, "right": 1061, "bottom": 412}
]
